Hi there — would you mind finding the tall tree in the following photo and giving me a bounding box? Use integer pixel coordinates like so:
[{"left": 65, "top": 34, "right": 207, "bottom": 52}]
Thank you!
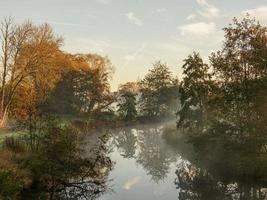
[
  {"left": 208, "top": 15, "right": 267, "bottom": 138},
  {"left": 177, "top": 52, "right": 212, "bottom": 129},
  {"left": 139, "top": 61, "right": 179, "bottom": 119},
  {"left": 0, "top": 18, "right": 64, "bottom": 126}
]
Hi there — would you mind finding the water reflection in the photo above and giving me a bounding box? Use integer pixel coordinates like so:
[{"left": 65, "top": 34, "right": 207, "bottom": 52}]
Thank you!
[
  {"left": 113, "top": 128, "right": 137, "bottom": 159},
  {"left": 135, "top": 127, "right": 176, "bottom": 182},
  {"left": 55, "top": 133, "right": 113, "bottom": 200},
  {"left": 110, "top": 125, "right": 177, "bottom": 183},
  {"left": 175, "top": 160, "right": 267, "bottom": 200},
  {"left": 93, "top": 122, "right": 267, "bottom": 200}
]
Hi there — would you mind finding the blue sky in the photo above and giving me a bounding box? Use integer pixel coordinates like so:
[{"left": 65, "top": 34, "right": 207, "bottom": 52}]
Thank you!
[{"left": 1, "top": 0, "right": 267, "bottom": 90}]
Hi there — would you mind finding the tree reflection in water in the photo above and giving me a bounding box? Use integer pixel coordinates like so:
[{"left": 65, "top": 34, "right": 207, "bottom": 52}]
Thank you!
[
  {"left": 109, "top": 122, "right": 267, "bottom": 199},
  {"left": 136, "top": 127, "right": 176, "bottom": 183},
  {"left": 111, "top": 124, "right": 177, "bottom": 183},
  {"left": 113, "top": 128, "right": 137, "bottom": 159},
  {"left": 55, "top": 133, "right": 113, "bottom": 200},
  {"left": 175, "top": 160, "right": 267, "bottom": 200}
]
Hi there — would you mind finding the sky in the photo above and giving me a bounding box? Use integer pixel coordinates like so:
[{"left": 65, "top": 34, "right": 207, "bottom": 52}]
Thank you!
[{"left": 1, "top": 0, "right": 267, "bottom": 90}]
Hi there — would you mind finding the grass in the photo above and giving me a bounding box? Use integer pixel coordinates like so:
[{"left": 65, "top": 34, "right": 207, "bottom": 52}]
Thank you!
[{"left": 0, "top": 128, "right": 27, "bottom": 145}]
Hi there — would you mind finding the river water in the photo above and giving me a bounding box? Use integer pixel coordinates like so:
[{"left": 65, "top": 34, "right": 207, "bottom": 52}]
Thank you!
[
  {"left": 91, "top": 122, "right": 267, "bottom": 200},
  {"left": 97, "top": 123, "right": 188, "bottom": 200}
]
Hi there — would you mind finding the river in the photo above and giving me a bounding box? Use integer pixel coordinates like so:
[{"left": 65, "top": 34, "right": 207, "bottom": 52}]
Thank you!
[
  {"left": 88, "top": 122, "right": 267, "bottom": 200},
  {"left": 98, "top": 123, "right": 181, "bottom": 200}
]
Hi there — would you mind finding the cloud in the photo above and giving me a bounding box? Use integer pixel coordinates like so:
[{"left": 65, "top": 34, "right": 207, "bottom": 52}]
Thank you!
[
  {"left": 187, "top": 14, "right": 196, "bottom": 20},
  {"left": 178, "top": 22, "right": 216, "bottom": 36},
  {"left": 64, "top": 38, "right": 111, "bottom": 54},
  {"left": 194, "top": 0, "right": 220, "bottom": 20},
  {"left": 122, "top": 176, "right": 141, "bottom": 190},
  {"left": 124, "top": 42, "right": 147, "bottom": 62},
  {"left": 198, "top": 7, "right": 220, "bottom": 19},
  {"left": 126, "top": 12, "right": 143, "bottom": 26},
  {"left": 196, "top": 0, "right": 209, "bottom": 7},
  {"left": 242, "top": 6, "right": 267, "bottom": 24}
]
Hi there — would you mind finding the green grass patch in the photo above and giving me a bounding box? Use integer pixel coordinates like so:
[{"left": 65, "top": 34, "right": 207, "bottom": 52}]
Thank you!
[{"left": 0, "top": 129, "right": 28, "bottom": 145}]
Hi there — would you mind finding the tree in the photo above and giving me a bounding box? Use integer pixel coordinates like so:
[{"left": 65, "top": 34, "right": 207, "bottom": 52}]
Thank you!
[
  {"left": 139, "top": 61, "right": 179, "bottom": 119},
  {"left": 44, "top": 53, "right": 115, "bottom": 118},
  {"left": 208, "top": 15, "right": 267, "bottom": 138},
  {"left": 177, "top": 52, "right": 212, "bottom": 129},
  {"left": 11, "top": 117, "right": 113, "bottom": 199},
  {"left": 0, "top": 17, "right": 65, "bottom": 126},
  {"left": 210, "top": 15, "right": 267, "bottom": 84},
  {"left": 117, "top": 82, "right": 138, "bottom": 122}
]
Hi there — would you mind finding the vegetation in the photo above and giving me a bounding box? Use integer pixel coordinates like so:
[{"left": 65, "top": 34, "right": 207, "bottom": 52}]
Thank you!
[
  {"left": 117, "top": 82, "right": 138, "bottom": 123},
  {"left": 0, "top": 116, "right": 112, "bottom": 199},
  {"left": 0, "top": 16, "right": 180, "bottom": 199},
  {"left": 176, "top": 15, "right": 267, "bottom": 187},
  {"left": 2, "top": 13, "right": 267, "bottom": 200},
  {"left": 139, "top": 61, "right": 179, "bottom": 120}
]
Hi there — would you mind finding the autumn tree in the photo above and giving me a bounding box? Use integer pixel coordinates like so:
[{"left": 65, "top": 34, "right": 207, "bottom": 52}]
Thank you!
[
  {"left": 139, "top": 61, "right": 179, "bottom": 119},
  {"left": 0, "top": 17, "right": 66, "bottom": 126},
  {"left": 44, "top": 53, "right": 115, "bottom": 118}
]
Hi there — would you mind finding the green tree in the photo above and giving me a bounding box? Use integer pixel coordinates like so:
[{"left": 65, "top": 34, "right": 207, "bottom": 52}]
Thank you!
[
  {"left": 177, "top": 52, "right": 212, "bottom": 129},
  {"left": 117, "top": 82, "right": 138, "bottom": 122},
  {"left": 209, "top": 15, "right": 267, "bottom": 138},
  {"left": 21, "top": 117, "right": 112, "bottom": 199},
  {"left": 139, "top": 61, "right": 179, "bottom": 119}
]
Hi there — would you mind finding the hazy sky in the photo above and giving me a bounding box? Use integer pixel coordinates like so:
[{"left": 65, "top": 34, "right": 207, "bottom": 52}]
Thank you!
[{"left": 1, "top": 0, "right": 267, "bottom": 90}]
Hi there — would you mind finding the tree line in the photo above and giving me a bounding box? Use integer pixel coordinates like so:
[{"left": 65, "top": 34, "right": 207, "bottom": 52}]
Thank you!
[
  {"left": 175, "top": 15, "right": 267, "bottom": 185},
  {"left": 0, "top": 17, "right": 180, "bottom": 128},
  {"left": 0, "top": 17, "right": 181, "bottom": 199},
  {"left": 177, "top": 15, "right": 267, "bottom": 141},
  {"left": 3, "top": 14, "right": 267, "bottom": 199}
]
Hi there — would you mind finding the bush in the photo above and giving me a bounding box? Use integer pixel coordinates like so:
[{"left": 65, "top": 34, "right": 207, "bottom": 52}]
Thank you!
[{"left": 0, "top": 150, "right": 31, "bottom": 199}]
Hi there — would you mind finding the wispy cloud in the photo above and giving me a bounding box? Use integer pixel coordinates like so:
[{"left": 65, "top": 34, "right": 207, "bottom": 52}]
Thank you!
[
  {"left": 126, "top": 12, "right": 144, "bottom": 26},
  {"left": 64, "top": 38, "right": 111, "bottom": 54},
  {"left": 178, "top": 22, "right": 216, "bottom": 36},
  {"left": 198, "top": 7, "right": 220, "bottom": 19},
  {"left": 194, "top": 0, "right": 220, "bottom": 19},
  {"left": 242, "top": 6, "right": 267, "bottom": 24},
  {"left": 122, "top": 176, "right": 141, "bottom": 190},
  {"left": 187, "top": 14, "right": 196, "bottom": 21},
  {"left": 196, "top": 0, "right": 209, "bottom": 7},
  {"left": 124, "top": 42, "right": 147, "bottom": 62}
]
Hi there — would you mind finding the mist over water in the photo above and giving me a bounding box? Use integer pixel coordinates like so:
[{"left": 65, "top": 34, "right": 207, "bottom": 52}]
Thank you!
[
  {"left": 98, "top": 123, "right": 180, "bottom": 200},
  {"left": 84, "top": 122, "right": 267, "bottom": 200}
]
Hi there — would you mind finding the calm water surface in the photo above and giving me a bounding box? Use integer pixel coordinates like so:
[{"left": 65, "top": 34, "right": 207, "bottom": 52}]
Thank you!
[
  {"left": 98, "top": 123, "right": 186, "bottom": 200},
  {"left": 92, "top": 123, "right": 267, "bottom": 200}
]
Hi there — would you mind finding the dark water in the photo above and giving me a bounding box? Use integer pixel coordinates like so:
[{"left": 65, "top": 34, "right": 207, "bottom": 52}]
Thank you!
[{"left": 92, "top": 123, "right": 267, "bottom": 200}]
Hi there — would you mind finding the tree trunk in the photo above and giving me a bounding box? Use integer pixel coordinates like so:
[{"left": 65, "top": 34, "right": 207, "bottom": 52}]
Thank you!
[{"left": 0, "top": 108, "right": 8, "bottom": 128}]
